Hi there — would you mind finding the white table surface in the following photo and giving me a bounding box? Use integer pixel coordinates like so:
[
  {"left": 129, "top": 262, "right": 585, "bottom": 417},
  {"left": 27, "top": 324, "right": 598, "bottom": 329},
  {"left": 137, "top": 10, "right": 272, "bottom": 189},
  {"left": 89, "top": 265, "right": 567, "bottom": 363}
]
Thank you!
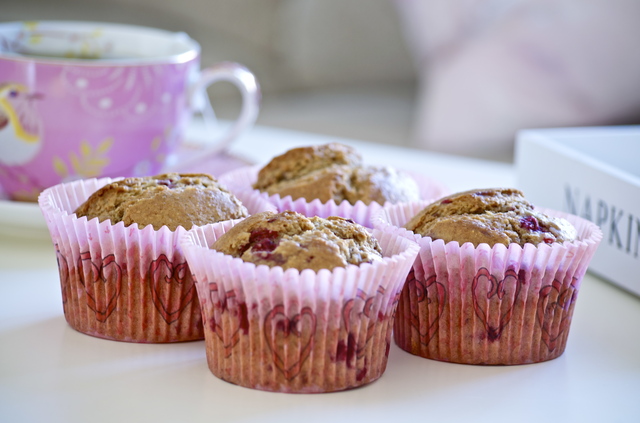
[{"left": 1, "top": 124, "right": 639, "bottom": 423}]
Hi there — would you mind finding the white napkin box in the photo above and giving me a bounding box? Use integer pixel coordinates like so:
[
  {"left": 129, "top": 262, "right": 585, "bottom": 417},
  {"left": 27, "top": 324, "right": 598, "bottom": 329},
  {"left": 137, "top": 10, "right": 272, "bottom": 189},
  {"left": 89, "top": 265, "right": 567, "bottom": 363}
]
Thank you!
[{"left": 515, "top": 126, "right": 640, "bottom": 297}]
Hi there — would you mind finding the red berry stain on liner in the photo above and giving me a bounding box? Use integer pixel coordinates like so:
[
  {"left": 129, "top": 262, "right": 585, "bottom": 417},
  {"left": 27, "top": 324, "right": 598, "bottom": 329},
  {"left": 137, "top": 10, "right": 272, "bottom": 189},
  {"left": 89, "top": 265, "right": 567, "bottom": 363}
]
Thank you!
[
  {"left": 335, "top": 334, "right": 357, "bottom": 368},
  {"left": 356, "top": 367, "right": 368, "bottom": 382},
  {"left": 237, "top": 302, "right": 250, "bottom": 334}
]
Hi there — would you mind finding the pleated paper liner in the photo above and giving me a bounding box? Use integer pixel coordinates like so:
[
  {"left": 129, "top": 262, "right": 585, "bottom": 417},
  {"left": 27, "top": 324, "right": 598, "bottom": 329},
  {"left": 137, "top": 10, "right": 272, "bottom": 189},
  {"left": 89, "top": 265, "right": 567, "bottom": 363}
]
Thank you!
[
  {"left": 38, "top": 177, "right": 276, "bottom": 343},
  {"left": 218, "top": 164, "right": 450, "bottom": 228},
  {"left": 181, "top": 221, "right": 420, "bottom": 392},
  {"left": 372, "top": 201, "right": 603, "bottom": 365}
]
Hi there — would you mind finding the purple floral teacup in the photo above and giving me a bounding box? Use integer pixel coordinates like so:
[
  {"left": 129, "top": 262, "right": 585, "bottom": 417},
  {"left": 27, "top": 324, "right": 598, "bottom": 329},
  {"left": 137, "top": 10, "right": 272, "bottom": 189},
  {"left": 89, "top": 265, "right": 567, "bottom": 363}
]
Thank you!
[{"left": 0, "top": 21, "right": 260, "bottom": 201}]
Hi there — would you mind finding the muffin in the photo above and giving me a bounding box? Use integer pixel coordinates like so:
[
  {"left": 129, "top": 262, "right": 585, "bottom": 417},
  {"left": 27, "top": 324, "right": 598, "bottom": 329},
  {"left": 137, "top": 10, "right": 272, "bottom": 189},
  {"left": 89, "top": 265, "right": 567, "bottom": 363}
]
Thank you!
[
  {"left": 404, "top": 188, "right": 577, "bottom": 247},
  {"left": 252, "top": 143, "right": 420, "bottom": 205},
  {"left": 219, "top": 143, "right": 449, "bottom": 228},
  {"left": 212, "top": 210, "right": 383, "bottom": 271},
  {"left": 38, "top": 173, "right": 276, "bottom": 343},
  {"left": 75, "top": 173, "right": 248, "bottom": 231},
  {"left": 181, "top": 210, "right": 420, "bottom": 393},
  {"left": 373, "top": 188, "right": 603, "bottom": 365}
]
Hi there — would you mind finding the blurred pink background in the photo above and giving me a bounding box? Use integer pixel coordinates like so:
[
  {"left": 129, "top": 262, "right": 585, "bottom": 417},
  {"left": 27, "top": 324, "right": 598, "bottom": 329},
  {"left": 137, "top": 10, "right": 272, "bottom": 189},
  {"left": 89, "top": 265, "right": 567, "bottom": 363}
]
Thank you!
[{"left": 4, "top": 0, "right": 640, "bottom": 163}]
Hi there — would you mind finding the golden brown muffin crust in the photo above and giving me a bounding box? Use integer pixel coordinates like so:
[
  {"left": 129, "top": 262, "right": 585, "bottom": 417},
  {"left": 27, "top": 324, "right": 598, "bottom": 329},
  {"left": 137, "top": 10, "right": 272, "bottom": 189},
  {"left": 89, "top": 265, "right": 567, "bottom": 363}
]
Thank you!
[
  {"left": 253, "top": 143, "right": 420, "bottom": 205},
  {"left": 212, "top": 210, "right": 383, "bottom": 271},
  {"left": 405, "top": 188, "right": 577, "bottom": 247},
  {"left": 75, "top": 173, "right": 248, "bottom": 231},
  {"left": 253, "top": 143, "right": 362, "bottom": 191}
]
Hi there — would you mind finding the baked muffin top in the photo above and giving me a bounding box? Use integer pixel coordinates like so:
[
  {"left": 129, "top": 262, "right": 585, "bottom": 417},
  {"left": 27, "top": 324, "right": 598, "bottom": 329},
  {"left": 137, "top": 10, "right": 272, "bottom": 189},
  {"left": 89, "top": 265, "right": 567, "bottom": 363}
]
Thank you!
[
  {"left": 212, "top": 210, "right": 383, "bottom": 271},
  {"left": 404, "top": 188, "right": 577, "bottom": 247},
  {"left": 75, "top": 173, "right": 248, "bottom": 231},
  {"left": 252, "top": 143, "right": 420, "bottom": 205}
]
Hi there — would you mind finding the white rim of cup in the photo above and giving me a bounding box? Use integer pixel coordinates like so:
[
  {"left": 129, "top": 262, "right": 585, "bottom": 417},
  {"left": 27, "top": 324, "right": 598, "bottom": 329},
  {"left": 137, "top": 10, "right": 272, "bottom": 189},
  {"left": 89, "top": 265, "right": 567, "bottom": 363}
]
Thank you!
[{"left": 0, "top": 20, "right": 200, "bottom": 66}]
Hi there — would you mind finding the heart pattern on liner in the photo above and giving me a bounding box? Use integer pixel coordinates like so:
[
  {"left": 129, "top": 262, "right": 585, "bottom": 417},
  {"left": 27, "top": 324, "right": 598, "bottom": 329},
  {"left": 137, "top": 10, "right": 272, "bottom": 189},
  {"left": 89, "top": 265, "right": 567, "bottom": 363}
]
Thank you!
[
  {"left": 55, "top": 244, "right": 69, "bottom": 305},
  {"left": 264, "top": 305, "right": 316, "bottom": 380},
  {"left": 148, "top": 254, "right": 196, "bottom": 324},
  {"left": 207, "top": 282, "right": 245, "bottom": 357},
  {"left": 472, "top": 267, "right": 524, "bottom": 342},
  {"left": 342, "top": 286, "right": 387, "bottom": 359},
  {"left": 406, "top": 268, "right": 446, "bottom": 346},
  {"left": 77, "top": 251, "right": 122, "bottom": 322},
  {"left": 537, "top": 279, "right": 578, "bottom": 351}
]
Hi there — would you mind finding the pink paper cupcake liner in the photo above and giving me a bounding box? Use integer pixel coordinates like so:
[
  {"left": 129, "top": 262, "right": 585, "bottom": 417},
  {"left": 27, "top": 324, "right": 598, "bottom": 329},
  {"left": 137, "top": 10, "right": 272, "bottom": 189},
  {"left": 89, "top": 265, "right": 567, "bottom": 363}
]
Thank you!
[
  {"left": 38, "top": 177, "right": 276, "bottom": 343},
  {"left": 180, "top": 220, "right": 420, "bottom": 393},
  {"left": 372, "top": 201, "right": 603, "bottom": 365},
  {"left": 218, "top": 165, "right": 449, "bottom": 228}
]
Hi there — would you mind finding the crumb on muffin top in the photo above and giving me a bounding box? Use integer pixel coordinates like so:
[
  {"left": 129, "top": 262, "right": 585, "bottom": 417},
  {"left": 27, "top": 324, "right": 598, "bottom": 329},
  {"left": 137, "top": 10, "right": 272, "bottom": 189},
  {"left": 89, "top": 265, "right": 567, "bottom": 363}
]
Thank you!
[
  {"left": 404, "top": 188, "right": 577, "bottom": 247},
  {"left": 74, "top": 173, "right": 248, "bottom": 231},
  {"left": 212, "top": 210, "right": 383, "bottom": 271}
]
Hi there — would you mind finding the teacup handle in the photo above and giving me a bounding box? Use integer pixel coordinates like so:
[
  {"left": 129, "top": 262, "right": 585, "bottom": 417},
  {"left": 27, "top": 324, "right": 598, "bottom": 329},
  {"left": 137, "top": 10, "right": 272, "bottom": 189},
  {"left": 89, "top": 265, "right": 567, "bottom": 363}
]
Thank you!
[{"left": 185, "top": 62, "right": 260, "bottom": 161}]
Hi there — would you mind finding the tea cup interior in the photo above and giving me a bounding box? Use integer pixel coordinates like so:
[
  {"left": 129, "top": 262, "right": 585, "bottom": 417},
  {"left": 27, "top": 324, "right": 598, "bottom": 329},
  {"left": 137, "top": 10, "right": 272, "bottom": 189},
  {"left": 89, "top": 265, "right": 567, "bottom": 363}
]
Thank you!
[{"left": 0, "top": 21, "right": 199, "bottom": 63}]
